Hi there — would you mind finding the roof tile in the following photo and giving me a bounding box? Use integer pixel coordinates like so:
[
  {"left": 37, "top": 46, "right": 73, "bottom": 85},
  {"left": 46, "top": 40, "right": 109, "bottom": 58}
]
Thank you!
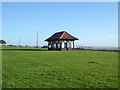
[{"left": 45, "top": 31, "right": 78, "bottom": 41}]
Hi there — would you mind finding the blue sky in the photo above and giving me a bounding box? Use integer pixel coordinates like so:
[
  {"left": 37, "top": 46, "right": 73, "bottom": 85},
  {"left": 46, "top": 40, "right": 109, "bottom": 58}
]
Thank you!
[{"left": 2, "top": 2, "right": 118, "bottom": 47}]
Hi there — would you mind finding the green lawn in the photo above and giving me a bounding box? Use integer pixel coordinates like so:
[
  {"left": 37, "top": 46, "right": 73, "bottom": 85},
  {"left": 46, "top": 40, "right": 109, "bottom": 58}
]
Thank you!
[{"left": 1, "top": 46, "right": 118, "bottom": 88}]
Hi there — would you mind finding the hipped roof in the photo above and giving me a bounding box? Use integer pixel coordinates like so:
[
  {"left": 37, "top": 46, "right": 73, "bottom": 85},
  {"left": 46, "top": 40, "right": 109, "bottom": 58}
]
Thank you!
[{"left": 45, "top": 31, "right": 79, "bottom": 41}]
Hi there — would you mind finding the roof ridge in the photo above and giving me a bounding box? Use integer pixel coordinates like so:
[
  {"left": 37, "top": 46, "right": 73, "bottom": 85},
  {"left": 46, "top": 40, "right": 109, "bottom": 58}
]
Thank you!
[
  {"left": 60, "top": 31, "right": 65, "bottom": 39},
  {"left": 65, "top": 31, "right": 75, "bottom": 38},
  {"left": 45, "top": 31, "right": 78, "bottom": 41}
]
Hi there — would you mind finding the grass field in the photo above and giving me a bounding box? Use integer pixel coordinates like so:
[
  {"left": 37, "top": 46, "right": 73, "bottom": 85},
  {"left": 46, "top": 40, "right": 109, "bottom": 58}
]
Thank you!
[{"left": 2, "top": 46, "right": 118, "bottom": 88}]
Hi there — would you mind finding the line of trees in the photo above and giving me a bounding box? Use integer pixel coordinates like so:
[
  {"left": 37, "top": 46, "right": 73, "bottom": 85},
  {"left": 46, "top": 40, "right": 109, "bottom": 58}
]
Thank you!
[{"left": 0, "top": 40, "right": 7, "bottom": 45}]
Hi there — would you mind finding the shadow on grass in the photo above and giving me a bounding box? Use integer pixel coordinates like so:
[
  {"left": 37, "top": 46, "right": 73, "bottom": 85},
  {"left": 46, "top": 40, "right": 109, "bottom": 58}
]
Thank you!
[
  {"left": 88, "top": 61, "right": 98, "bottom": 64},
  {"left": 0, "top": 49, "right": 48, "bottom": 51}
]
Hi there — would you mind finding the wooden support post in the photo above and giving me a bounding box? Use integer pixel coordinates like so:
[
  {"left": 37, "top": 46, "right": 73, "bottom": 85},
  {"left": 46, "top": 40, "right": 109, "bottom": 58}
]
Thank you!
[
  {"left": 73, "top": 41, "right": 74, "bottom": 50},
  {"left": 60, "top": 43, "right": 62, "bottom": 50},
  {"left": 56, "top": 43, "right": 58, "bottom": 50},
  {"left": 51, "top": 42, "right": 53, "bottom": 50},
  {"left": 48, "top": 42, "right": 50, "bottom": 50}
]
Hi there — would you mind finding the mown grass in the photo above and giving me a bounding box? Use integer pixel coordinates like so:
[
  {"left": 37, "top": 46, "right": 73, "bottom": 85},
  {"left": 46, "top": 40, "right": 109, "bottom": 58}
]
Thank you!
[{"left": 1, "top": 46, "right": 118, "bottom": 88}]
